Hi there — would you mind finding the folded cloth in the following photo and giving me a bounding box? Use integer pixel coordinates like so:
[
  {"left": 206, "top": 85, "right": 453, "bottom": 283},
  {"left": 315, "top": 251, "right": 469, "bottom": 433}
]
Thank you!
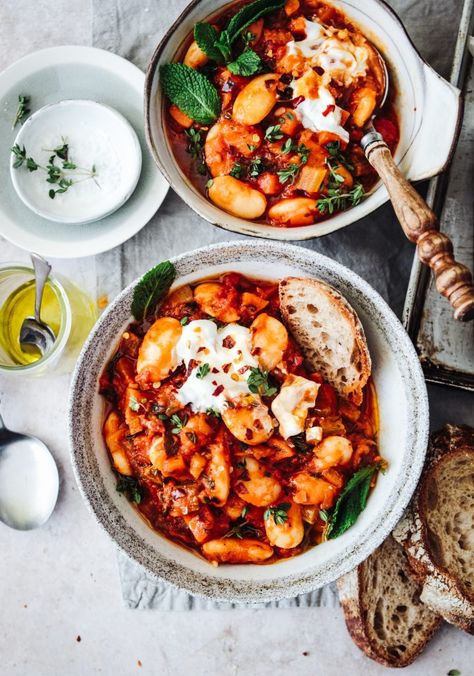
[
  {"left": 93, "top": 0, "right": 462, "bottom": 610},
  {"left": 118, "top": 551, "right": 339, "bottom": 610}
]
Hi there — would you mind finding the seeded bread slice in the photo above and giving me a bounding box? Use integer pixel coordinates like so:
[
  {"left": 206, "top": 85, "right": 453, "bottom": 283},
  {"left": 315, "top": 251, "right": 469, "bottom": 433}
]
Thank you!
[
  {"left": 393, "top": 424, "right": 474, "bottom": 634},
  {"left": 337, "top": 535, "right": 442, "bottom": 667},
  {"left": 279, "top": 277, "right": 371, "bottom": 404}
]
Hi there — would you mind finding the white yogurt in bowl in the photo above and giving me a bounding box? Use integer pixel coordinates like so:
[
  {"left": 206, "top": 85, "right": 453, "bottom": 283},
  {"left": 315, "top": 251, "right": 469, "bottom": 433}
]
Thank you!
[{"left": 10, "top": 100, "right": 142, "bottom": 224}]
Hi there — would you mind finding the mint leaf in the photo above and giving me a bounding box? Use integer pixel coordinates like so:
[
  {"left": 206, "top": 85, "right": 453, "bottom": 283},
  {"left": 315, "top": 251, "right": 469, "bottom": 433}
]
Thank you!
[
  {"left": 228, "top": 48, "right": 262, "bottom": 76},
  {"left": 131, "top": 261, "right": 176, "bottom": 321},
  {"left": 225, "top": 0, "right": 285, "bottom": 43},
  {"left": 160, "top": 63, "right": 220, "bottom": 125},
  {"left": 194, "top": 23, "right": 226, "bottom": 63},
  {"left": 325, "top": 463, "right": 380, "bottom": 540}
]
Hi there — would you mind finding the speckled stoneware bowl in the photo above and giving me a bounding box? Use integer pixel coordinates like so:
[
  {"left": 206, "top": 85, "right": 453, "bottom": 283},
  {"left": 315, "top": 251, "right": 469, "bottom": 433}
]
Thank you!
[
  {"left": 69, "top": 241, "right": 428, "bottom": 603},
  {"left": 145, "top": 0, "right": 461, "bottom": 241}
]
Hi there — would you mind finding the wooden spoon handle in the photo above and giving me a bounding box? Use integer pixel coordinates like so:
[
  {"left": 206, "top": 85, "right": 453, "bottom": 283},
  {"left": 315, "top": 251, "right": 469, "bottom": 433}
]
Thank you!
[{"left": 363, "top": 133, "right": 474, "bottom": 321}]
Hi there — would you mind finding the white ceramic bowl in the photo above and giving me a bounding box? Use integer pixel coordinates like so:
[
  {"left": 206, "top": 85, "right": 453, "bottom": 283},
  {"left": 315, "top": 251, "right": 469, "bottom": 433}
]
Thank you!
[
  {"left": 69, "top": 241, "right": 429, "bottom": 603},
  {"left": 11, "top": 100, "right": 142, "bottom": 225},
  {"left": 145, "top": 0, "right": 461, "bottom": 241}
]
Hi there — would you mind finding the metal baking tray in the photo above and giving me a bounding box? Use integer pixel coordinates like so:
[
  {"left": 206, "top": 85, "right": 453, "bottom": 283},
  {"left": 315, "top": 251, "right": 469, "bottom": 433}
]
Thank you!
[{"left": 403, "top": 0, "right": 474, "bottom": 391}]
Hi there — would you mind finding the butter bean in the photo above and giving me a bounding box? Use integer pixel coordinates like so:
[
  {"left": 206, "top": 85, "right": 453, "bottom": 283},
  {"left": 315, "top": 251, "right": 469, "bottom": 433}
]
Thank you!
[
  {"left": 268, "top": 197, "right": 318, "bottom": 226},
  {"left": 232, "top": 74, "right": 279, "bottom": 125},
  {"left": 208, "top": 176, "right": 267, "bottom": 219}
]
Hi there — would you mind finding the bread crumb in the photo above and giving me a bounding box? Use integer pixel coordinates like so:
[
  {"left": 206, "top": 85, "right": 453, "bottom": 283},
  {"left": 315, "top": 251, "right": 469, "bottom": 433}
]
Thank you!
[
  {"left": 76, "top": 636, "right": 81, "bottom": 643},
  {"left": 137, "top": 660, "right": 142, "bottom": 667}
]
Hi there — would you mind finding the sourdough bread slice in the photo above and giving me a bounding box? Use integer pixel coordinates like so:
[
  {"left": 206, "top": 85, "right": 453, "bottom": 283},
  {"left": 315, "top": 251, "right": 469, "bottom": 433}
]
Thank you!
[
  {"left": 279, "top": 277, "right": 371, "bottom": 404},
  {"left": 393, "top": 424, "right": 474, "bottom": 634},
  {"left": 337, "top": 535, "right": 442, "bottom": 667}
]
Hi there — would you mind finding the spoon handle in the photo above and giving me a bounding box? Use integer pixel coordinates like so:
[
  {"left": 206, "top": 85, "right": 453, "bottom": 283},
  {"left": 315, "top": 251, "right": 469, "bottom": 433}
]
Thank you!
[
  {"left": 31, "top": 253, "right": 52, "bottom": 324},
  {"left": 362, "top": 131, "right": 474, "bottom": 322}
]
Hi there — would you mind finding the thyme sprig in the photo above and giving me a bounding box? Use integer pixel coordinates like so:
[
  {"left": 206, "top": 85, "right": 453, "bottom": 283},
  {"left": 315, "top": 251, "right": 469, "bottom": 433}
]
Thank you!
[
  {"left": 11, "top": 138, "right": 99, "bottom": 199},
  {"left": 12, "top": 95, "right": 31, "bottom": 128}
]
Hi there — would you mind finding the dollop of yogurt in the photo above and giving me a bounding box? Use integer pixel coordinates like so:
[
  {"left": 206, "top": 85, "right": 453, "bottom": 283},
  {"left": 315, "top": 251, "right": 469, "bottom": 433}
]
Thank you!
[
  {"left": 286, "top": 19, "right": 368, "bottom": 85},
  {"left": 175, "top": 320, "right": 259, "bottom": 413},
  {"left": 293, "top": 84, "right": 349, "bottom": 143}
]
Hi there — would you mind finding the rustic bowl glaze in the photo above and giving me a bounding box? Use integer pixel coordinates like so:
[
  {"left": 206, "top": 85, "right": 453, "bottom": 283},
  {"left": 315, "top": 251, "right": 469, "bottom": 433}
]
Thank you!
[{"left": 69, "top": 241, "right": 429, "bottom": 602}]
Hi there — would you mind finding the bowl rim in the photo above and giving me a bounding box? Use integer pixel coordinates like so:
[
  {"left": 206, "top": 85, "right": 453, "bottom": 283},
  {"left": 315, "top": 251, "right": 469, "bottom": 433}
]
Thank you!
[
  {"left": 143, "top": 0, "right": 459, "bottom": 242},
  {"left": 68, "top": 240, "right": 429, "bottom": 603}
]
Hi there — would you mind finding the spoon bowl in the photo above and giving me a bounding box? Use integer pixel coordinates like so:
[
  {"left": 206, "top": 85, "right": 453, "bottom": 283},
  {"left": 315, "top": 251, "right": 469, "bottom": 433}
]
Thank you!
[
  {"left": 19, "top": 253, "right": 57, "bottom": 357},
  {"left": 0, "top": 413, "right": 59, "bottom": 530}
]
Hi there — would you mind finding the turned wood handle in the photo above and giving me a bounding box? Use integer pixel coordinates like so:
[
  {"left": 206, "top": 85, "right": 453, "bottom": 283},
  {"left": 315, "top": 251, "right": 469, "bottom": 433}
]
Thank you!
[{"left": 362, "top": 133, "right": 474, "bottom": 322}]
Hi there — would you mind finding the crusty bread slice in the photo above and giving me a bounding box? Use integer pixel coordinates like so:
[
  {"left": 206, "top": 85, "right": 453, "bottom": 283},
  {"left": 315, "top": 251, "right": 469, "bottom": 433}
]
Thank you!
[
  {"left": 337, "top": 535, "right": 442, "bottom": 667},
  {"left": 393, "top": 424, "right": 474, "bottom": 634},
  {"left": 279, "top": 277, "right": 371, "bottom": 404}
]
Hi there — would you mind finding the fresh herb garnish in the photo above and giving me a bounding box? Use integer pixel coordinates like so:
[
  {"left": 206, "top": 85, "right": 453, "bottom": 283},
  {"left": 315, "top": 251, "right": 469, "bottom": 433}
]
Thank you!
[
  {"left": 317, "top": 182, "right": 365, "bottom": 215},
  {"left": 194, "top": 0, "right": 284, "bottom": 65},
  {"left": 319, "top": 509, "right": 330, "bottom": 522},
  {"left": 447, "top": 670, "right": 461, "bottom": 676},
  {"left": 324, "top": 462, "right": 382, "bottom": 539},
  {"left": 277, "top": 144, "right": 309, "bottom": 184},
  {"left": 247, "top": 367, "right": 277, "bottom": 397},
  {"left": 230, "top": 162, "right": 244, "bottom": 178},
  {"left": 180, "top": 316, "right": 189, "bottom": 326},
  {"left": 264, "top": 502, "right": 291, "bottom": 525},
  {"left": 196, "top": 363, "right": 210, "bottom": 379},
  {"left": 206, "top": 407, "right": 221, "bottom": 418},
  {"left": 186, "top": 431, "right": 198, "bottom": 443},
  {"left": 185, "top": 127, "right": 207, "bottom": 175},
  {"left": 115, "top": 472, "right": 142, "bottom": 504},
  {"left": 11, "top": 140, "right": 98, "bottom": 199},
  {"left": 224, "top": 506, "right": 259, "bottom": 539},
  {"left": 160, "top": 63, "right": 221, "bottom": 125},
  {"left": 326, "top": 141, "right": 354, "bottom": 172},
  {"left": 248, "top": 157, "right": 265, "bottom": 178},
  {"left": 291, "top": 433, "right": 312, "bottom": 454},
  {"left": 228, "top": 48, "right": 262, "bottom": 76},
  {"left": 170, "top": 413, "right": 188, "bottom": 434},
  {"left": 131, "top": 260, "right": 176, "bottom": 321},
  {"left": 12, "top": 95, "right": 31, "bottom": 128},
  {"left": 264, "top": 124, "right": 283, "bottom": 142}
]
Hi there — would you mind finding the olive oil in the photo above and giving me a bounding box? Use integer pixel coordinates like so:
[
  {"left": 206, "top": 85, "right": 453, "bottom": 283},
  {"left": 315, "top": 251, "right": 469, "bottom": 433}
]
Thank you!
[{"left": 0, "top": 280, "right": 61, "bottom": 365}]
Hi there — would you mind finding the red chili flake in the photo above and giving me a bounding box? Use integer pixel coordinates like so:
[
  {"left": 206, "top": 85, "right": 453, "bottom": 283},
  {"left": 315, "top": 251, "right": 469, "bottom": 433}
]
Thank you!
[
  {"left": 222, "top": 363, "right": 231, "bottom": 373},
  {"left": 197, "top": 346, "right": 207, "bottom": 353},
  {"left": 238, "top": 365, "right": 249, "bottom": 374},
  {"left": 213, "top": 385, "right": 224, "bottom": 397},
  {"left": 322, "top": 104, "right": 335, "bottom": 117},
  {"left": 212, "top": 380, "right": 218, "bottom": 386},
  {"left": 222, "top": 336, "right": 235, "bottom": 349},
  {"left": 253, "top": 346, "right": 262, "bottom": 355},
  {"left": 212, "top": 367, "right": 219, "bottom": 373},
  {"left": 290, "top": 95, "right": 305, "bottom": 108},
  {"left": 245, "top": 428, "right": 253, "bottom": 440}
]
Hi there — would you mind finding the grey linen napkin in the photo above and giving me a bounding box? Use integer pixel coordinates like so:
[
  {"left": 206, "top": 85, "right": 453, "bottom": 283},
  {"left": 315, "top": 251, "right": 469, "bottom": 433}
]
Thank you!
[{"left": 92, "top": 0, "right": 463, "bottom": 609}]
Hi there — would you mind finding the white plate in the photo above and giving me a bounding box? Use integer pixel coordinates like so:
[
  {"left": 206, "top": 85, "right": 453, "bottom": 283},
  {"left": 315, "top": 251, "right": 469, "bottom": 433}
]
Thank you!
[{"left": 0, "top": 47, "right": 169, "bottom": 258}]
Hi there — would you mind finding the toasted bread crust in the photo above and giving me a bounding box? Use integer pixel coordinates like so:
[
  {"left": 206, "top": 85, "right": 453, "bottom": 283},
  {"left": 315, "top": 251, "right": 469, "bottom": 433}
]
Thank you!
[
  {"left": 279, "top": 277, "right": 371, "bottom": 404},
  {"left": 338, "top": 536, "right": 441, "bottom": 667},
  {"left": 393, "top": 424, "right": 474, "bottom": 634}
]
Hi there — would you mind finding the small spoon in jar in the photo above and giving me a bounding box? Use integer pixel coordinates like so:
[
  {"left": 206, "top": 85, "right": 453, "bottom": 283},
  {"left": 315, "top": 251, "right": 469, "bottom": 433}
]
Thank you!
[
  {"left": 360, "top": 48, "right": 474, "bottom": 321},
  {"left": 19, "top": 253, "right": 56, "bottom": 356},
  {"left": 0, "top": 408, "right": 59, "bottom": 530}
]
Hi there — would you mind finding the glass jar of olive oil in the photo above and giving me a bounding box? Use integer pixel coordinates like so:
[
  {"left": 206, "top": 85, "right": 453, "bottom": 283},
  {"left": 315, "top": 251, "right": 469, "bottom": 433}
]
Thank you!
[{"left": 0, "top": 263, "right": 97, "bottom": 375}]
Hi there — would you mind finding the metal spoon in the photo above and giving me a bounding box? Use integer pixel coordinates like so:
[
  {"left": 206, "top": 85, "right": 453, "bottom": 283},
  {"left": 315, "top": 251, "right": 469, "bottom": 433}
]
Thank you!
[
  {"left": 0, "top": 409, "right": 59, "bottom": 530},
  {"left": 19, "top": 253, "right": 56, "bottom": 357},
  {"left": 360, "top": 49, "right": 474, "bottom": 321}
]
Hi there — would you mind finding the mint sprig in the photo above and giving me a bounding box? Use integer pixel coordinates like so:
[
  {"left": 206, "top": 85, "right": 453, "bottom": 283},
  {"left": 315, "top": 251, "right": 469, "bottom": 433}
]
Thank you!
[
  {"left": 228, "top": 48, "right": 262, "bottom": 76},
  {"left": 194, "top": 0, "right": 284, "bottom": 65},
  {"left": 160, "top": 64, "right": 220, "bottom": 125},
  {"left": 131, "top": 261, "right": 176, "bottom": 321},
  {"left": 324, "top": 462, "right": 381, "bottom": 540}
]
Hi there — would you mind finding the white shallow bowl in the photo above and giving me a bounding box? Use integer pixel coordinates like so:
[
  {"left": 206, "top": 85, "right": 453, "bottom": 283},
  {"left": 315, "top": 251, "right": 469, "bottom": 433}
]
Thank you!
[
  {"left": 11, "top": 100, "right": 142, "bottom": 225},
  {"left": 69, "top": 241, "right": 429, "bottom": 603},
  {"left": 145, "top": 0, "right": 461, "bottom": 241},
  {"left": 0, "top": 46, "right": 168, "bottom": 258}
]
